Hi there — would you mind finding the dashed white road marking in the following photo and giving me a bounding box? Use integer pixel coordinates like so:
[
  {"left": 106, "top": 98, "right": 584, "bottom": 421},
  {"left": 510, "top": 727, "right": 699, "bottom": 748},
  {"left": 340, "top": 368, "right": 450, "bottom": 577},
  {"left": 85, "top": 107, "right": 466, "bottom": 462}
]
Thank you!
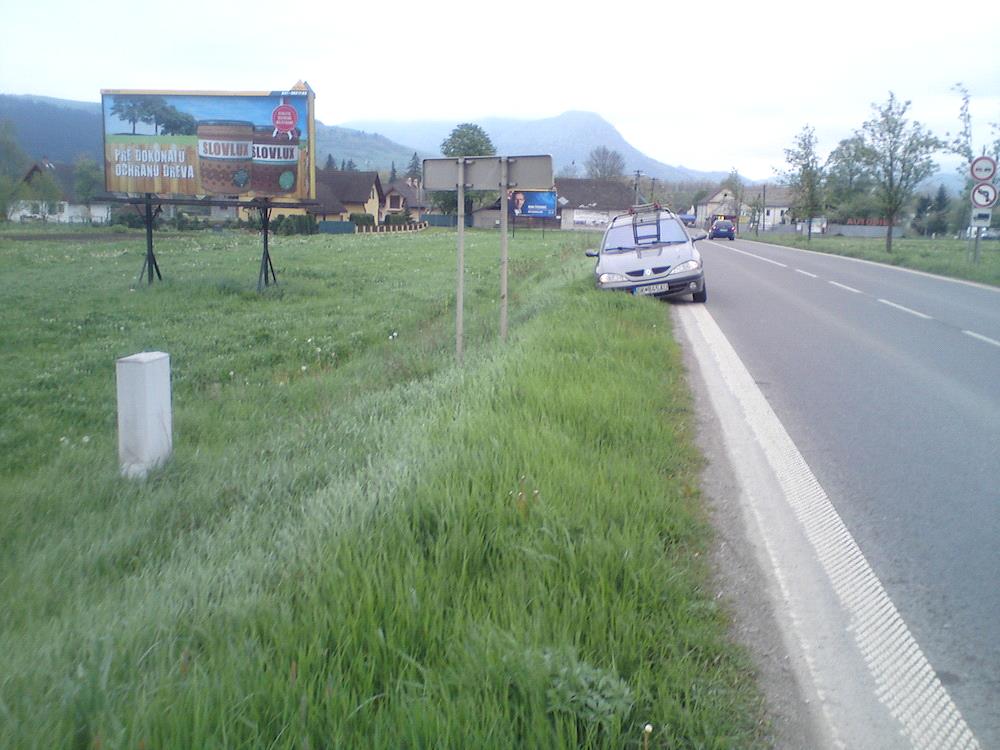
[
  {"left": 962, "top": 330, "right": 1000, "bottom": 348},
  {"left": 796, "top": 269, "right": 819, "bottom": 278},
  {"left": 829, "top": 281, "right": 862, "bottom": 294},
  {"left": 877, "top": 299, "right": 934, "bottom": 320},
  {"left": 728, "top": 246, "right": 788, "bottom": 267}
]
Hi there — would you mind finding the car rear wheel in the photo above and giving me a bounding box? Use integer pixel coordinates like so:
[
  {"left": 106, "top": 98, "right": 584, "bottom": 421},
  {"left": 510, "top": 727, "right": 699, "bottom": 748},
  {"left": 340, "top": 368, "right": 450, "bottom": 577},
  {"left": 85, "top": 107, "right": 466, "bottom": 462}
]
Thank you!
[{"left": 693, "top": 284, "right": 707, "bottom": 303}]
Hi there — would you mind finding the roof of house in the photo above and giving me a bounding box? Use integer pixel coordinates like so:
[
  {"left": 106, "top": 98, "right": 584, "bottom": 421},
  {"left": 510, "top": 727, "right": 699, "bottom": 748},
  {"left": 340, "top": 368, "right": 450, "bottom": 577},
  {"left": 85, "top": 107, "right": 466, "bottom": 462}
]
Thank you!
[
  {"left": 312, "top": 181, "right": 347, "bottom": 214},
  {"left": 22, "top": 160, "right": 119, "bottom": 204},
  {"left": 23, "top": 161, "right": 76, "bottom": 201},
  {"left": 554, "top": 178, "right": 635, "bottom": 211},
  {"left": 315, "top": 169, "right": 384, "bottom": 205},
  {"left": 742, "top": 184, "right": 795, "bottom": 206},
  {"left": 385, "top": 178, "right": 426, "bottom": 208},
  {"left": 699, "top": 184, "right": 795, "bottom": 209}
]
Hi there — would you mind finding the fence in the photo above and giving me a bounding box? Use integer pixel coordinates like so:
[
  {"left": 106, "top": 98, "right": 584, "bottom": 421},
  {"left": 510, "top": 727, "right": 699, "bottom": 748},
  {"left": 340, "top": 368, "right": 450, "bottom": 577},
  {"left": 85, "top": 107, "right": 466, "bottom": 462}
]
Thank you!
[
  {"left": 317, "top": 221, "right": 429, "bottom": 235},
  {"left": 424, "top": 214, "right": 473, "bottom": 228}
]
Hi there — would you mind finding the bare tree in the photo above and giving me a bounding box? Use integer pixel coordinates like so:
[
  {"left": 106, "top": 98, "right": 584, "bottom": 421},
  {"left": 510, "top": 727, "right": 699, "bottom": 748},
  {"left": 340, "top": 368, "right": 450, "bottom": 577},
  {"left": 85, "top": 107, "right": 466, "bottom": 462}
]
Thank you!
[{"left": 585, "top": 146, "right": 625, "bottom": 180}]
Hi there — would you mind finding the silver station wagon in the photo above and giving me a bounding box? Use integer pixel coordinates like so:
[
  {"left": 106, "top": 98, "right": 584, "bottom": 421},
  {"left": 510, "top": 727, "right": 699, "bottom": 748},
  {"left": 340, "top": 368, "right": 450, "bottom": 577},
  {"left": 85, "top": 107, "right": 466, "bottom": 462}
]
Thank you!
[{"left": 586, "top": 205, "right": 707, "bottom": 302}]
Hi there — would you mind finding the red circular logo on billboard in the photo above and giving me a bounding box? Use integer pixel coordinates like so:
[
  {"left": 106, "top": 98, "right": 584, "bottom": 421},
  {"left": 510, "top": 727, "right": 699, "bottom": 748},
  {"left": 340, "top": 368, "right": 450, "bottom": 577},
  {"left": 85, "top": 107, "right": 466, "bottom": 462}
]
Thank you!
[{"left": 271, "top": 104, "right": 298, "bottom": 134}]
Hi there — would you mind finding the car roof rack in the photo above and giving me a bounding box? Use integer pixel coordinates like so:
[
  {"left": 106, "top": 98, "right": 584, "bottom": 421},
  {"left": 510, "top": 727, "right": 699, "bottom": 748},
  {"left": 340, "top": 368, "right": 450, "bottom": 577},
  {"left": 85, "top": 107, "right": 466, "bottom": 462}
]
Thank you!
[{"left": 629, "top": 203, "right": 665, "bottom": 245}]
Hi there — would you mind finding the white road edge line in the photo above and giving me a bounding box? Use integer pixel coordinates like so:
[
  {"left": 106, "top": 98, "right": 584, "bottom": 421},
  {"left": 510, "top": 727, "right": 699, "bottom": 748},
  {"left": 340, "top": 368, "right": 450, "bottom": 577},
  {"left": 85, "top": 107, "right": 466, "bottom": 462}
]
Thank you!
[
  {"left": 962, "top": 330, "right": 1000, "bottom": 348},
  {"left": 796, "top": 269, "right": 819, "bottom": 278},
  {"left": 728, "top": 246, "right": 789, "bottom": 267},
  {"left": 877, "top": 299, "right": 934, "bottom": 320},
  {"left": 677, "top": 303, "right": 979, "bottom": 750},
  {"left": 829, "top": 281, "right": 862, "bottom": 293}
]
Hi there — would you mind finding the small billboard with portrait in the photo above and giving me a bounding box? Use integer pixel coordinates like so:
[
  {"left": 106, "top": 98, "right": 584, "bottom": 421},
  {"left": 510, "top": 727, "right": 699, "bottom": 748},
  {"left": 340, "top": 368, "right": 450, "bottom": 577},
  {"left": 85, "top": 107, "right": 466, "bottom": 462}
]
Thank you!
[
  {"left": 101, "top": 84, "right": 315, "bottom": 200},
  {"left": 509, "top": 190, "right": 557, "bottom": 218}
]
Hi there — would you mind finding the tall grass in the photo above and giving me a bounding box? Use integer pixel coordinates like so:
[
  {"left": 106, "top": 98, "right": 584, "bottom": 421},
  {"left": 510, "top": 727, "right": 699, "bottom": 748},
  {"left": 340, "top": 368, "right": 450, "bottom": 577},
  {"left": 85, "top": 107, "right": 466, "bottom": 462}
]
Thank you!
[
  {"left": 749, "top": 232, "right": 1000, "bottom": 286},
  {"left": 0, "top": 228, "right": 765, "bottom": 748}
]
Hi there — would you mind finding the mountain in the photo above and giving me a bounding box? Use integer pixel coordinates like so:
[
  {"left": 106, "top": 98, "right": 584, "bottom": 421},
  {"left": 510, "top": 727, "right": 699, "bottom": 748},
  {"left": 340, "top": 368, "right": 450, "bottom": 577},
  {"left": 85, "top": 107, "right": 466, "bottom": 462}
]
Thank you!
[
  {"left": 0, "top": 95, "right": 103, "bottom": 163},
  {"left": 313, "top": 123, "right": 421, "bottom": 172},
  {"left": 340, "top": 111, "right": 729, "bottom": 183}
]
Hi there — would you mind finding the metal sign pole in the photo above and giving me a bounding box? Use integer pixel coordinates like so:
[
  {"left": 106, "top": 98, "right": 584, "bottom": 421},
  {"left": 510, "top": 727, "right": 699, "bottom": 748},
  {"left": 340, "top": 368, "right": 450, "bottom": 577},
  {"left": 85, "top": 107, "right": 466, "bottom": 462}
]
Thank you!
[
  {"left": 500, "top": 158, "right": 509, "bottom": 342},
  {"left": 456, "top": 159, "right": 465, "bottom": 364}
]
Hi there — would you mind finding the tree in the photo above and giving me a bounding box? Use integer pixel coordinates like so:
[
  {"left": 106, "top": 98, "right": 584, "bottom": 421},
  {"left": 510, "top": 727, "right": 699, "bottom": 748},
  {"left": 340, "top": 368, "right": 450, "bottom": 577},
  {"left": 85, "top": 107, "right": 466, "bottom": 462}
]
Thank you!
[
  {"left": 159, "top": 107, "right": 196, "bottom": 136},
  {"left": 440, "top": 123, "right": 495, "bottom": 158},
  {"left": 406, "top": 152, "right": 421, "bottom": 180},
  {"left": 0, "top": 121, "right": 29, "bottom": 220},
  {"left": 825, "top": 135, "right": 876, "bottom": 222},
  {"left": 0, "top": 120, "right": 28, "bottom": 179},
  {"left": 436, "top": 124, "right": 496, "bottom": 214},
  {"left": 109, "top": 97, "right": 145, "bottom": 134},
  {"left": 389, "top": 161, "right": 397, "bottom": 182},
  {"left": 946, "top": 83, "right": 1000, "bottom": 234},
  {"left": 857, "top": 92, "right": 942, "bottom": 253},
  {"left": 783, "top": 126, "right": 824, "bottom": 239},
  {"left": 927, "top": 184, "right": 950, "bottom": 236},
  {"left": 74, "top": 156, "right": 103, "bottom": 222},
  {"left": 584, "top": 146, "right": 625, "bottom": 180},
  {"left": 324, "top": 154, "right": 336, "bottom": 170},
  {"left": 344, "top": 159, "right": 358, "bottom": 172},
  {"left": 556, "top": 162, "right": 579, "bottom": 178}
]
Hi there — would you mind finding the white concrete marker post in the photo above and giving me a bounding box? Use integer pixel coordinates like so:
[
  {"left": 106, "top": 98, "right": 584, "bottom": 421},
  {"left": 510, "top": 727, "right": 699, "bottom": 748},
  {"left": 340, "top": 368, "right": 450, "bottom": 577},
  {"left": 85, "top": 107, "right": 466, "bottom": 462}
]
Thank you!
[{"left": 116, "top": 351, "right": 172, "bottom": 478}]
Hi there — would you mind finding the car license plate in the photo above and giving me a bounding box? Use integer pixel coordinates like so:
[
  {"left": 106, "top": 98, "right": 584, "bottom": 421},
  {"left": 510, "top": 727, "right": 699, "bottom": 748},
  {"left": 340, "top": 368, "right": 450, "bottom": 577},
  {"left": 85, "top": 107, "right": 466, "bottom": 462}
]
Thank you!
[{"left": 633, "top": 283, "right": 668, "bottom": 296}]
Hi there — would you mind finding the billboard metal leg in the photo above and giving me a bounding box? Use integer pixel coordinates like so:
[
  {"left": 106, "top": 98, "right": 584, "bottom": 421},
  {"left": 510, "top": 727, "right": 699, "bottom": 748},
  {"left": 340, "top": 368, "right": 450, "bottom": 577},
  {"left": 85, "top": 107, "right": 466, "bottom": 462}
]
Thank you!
[
  {"left": 257, "top": 202, "right": 277, "bottom": 291},
  {"left": 137, "top": 193, "right": 162, "bottom": 286}
]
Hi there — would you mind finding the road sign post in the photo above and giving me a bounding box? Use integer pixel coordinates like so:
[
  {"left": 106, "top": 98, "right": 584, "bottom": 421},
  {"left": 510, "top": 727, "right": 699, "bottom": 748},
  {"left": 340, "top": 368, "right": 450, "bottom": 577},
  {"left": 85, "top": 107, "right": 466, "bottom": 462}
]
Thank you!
[{"left": 423, "top": 154, "right": 553, "bottom": 361}]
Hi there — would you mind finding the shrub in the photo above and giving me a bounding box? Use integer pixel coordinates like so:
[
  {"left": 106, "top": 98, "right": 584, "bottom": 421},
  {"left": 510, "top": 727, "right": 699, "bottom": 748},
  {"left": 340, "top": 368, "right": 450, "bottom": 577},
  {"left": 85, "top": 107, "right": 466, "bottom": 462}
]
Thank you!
[{"left": 349, "top": 213, "right": 375, "bottom": 226}]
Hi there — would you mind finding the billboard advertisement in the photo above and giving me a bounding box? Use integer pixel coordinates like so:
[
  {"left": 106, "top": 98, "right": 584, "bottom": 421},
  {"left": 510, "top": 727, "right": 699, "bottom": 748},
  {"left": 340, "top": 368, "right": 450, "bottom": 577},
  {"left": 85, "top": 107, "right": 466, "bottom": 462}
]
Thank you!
[
  {"left": 101, "top": 85, "right": 315, "bottom": 200},
  {"left": 509, "top": 190, "right": 556, "bottom": 218}
]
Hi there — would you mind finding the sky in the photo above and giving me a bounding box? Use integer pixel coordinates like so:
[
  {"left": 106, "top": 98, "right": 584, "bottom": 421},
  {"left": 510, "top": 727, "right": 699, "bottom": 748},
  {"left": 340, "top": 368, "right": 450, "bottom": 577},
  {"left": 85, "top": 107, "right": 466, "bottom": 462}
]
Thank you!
[{"left": 3, "top": 0, "right": 999, "bottom": 180}]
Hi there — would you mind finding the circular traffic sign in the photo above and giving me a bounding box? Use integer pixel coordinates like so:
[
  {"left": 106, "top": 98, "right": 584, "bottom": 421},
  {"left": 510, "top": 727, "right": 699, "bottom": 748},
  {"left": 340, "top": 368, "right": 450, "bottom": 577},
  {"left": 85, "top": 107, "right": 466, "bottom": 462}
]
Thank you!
[
  {"left": 970, "top": 156, "right": 997, "bottom": 182},
  {"left": 971, "top": 181, "right": 998, "bottom": 208}
]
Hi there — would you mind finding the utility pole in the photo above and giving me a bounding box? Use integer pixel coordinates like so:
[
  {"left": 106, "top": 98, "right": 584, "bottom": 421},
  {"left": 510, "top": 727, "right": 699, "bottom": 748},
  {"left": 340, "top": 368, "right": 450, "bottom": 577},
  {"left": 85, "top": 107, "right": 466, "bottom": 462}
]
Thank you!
[{"left": 633, "top": 170, "right": 643, "bottom": 206}]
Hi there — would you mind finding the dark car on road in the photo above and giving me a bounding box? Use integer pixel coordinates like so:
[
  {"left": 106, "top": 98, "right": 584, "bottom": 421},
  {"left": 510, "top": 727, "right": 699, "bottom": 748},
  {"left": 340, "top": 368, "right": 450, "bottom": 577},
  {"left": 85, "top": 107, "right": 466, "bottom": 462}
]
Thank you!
[
  {"left": 585, "top": 204, "right": 707, "bottom": 302},
  {"left": 708, "top": 219, "right": 735, "bottom": 240}
]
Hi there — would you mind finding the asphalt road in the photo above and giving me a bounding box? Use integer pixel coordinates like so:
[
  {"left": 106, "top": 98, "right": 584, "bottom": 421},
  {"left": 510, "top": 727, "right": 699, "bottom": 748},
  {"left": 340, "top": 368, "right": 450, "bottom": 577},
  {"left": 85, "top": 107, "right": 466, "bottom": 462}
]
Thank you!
[{"left": 694, "top": 236, "right": 999, "bottom": 747}]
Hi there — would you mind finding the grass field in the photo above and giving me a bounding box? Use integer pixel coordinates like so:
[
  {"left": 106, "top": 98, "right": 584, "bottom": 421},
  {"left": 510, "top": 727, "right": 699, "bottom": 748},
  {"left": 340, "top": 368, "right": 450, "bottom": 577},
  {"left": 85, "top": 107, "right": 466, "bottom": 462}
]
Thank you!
[
  {"left": 0, "top": 227, "right": 767, "bottom": 748},
  {"left": 743, "top": 231, "right": 1000, "bottom": 287}
]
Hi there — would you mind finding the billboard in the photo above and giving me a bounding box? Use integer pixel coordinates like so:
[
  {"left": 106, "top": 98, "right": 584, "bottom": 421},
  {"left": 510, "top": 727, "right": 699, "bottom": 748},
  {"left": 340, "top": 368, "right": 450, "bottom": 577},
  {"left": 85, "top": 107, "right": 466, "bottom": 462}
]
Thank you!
[
  {"left": 101, "top": 85, "right": 315, "bottom": 200},
  {"left": 509, "top": 190, "right": 556, "bottom": 218}
]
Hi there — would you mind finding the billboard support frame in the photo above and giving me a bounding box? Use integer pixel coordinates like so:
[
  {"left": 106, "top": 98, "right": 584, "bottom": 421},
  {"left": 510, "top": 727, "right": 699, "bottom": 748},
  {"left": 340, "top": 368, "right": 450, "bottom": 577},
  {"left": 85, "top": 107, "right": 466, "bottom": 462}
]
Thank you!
[{"left": 106, "top": 194, "right": 318, "bottom": 290}]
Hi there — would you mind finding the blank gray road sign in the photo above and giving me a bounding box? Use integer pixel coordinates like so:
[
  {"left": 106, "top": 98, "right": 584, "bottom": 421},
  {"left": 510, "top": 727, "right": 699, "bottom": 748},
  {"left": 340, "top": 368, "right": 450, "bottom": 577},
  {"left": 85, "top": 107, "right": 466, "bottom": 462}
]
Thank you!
[{"left": 423, "top": 155, "right": 552, "bottom": 191}]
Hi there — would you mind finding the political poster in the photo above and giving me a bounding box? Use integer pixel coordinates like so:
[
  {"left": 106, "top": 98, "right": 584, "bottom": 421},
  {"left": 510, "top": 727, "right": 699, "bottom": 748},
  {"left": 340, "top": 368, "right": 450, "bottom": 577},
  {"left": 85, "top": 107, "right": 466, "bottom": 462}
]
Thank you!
[{"left": 509, "top": 190, "right": 556, "bottom": 218}]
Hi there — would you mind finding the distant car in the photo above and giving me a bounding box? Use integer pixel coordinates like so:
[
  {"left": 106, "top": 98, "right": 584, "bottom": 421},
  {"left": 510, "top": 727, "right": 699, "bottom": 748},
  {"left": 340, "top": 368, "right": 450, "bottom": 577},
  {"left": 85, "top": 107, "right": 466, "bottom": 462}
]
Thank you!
[
  {"left": 585, "top": 204, "right": 707, "bottom": 302},
  {"left": 708, "top": 219, "right": 735, "bottom": 240}
]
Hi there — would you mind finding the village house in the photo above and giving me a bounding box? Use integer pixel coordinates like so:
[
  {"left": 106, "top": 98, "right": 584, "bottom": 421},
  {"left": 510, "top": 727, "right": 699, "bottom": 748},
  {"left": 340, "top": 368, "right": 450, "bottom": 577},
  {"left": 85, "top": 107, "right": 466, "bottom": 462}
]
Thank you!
[
  {"left": 10, "top": 160, "right": 115, "bottom": 224},
  {"left": 383, "top": 177, "right": 426, "bottom": 222},
  {"left": 695, "top": 184, "right": 794, "bottom": 231},
  {"left": 554, "top": 178, "right": 637, "bottom": 231},
  {"left": 310, "top": 170, "right": 384, "bottom": 223}
]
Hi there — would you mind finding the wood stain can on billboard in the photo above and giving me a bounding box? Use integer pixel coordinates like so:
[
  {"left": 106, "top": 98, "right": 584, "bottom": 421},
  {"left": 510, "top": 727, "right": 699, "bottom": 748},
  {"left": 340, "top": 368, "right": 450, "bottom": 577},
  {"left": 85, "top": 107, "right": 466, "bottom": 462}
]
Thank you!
[
  {"left": 196, "top": 120, "right": 253, "bottom": 195},
  {"left": 252, "top": 126, "right": 299, "bottom": 194}
]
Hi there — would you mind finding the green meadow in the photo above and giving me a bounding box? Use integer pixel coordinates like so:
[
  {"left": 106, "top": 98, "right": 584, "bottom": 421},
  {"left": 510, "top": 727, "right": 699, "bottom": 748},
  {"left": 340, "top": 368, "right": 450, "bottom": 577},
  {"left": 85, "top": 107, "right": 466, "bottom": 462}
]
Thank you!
[
  {"left": 746, "top": 232, "right": 1000, "bottom": 286},
  {"left": 0, "top": 227, "right": 766, "bottom": 748}
]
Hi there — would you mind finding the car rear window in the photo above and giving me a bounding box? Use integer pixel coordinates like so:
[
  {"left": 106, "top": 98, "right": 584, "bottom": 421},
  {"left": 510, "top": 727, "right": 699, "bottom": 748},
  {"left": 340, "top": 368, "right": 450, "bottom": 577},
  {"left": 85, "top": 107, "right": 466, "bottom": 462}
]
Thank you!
[
  {"left": 714, "top": 221, "right": 733, "bottom": 228},
  {"left": 603, "top": 218, "right": 688, "bottom": 250}
]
